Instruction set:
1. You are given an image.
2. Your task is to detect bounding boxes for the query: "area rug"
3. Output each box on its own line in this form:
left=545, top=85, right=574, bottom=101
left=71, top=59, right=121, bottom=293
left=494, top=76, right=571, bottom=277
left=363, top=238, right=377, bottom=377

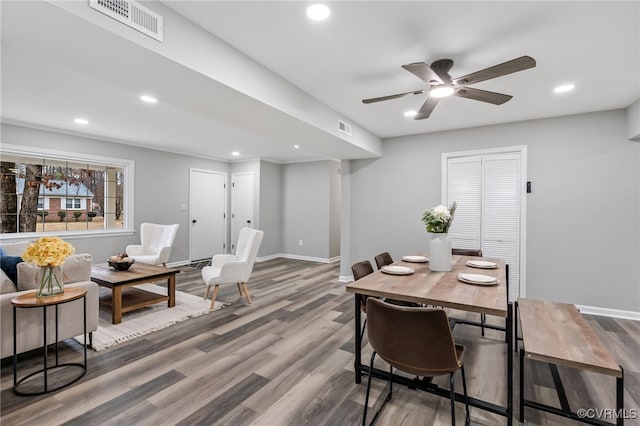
left=75, top=283, right=227, bottom=351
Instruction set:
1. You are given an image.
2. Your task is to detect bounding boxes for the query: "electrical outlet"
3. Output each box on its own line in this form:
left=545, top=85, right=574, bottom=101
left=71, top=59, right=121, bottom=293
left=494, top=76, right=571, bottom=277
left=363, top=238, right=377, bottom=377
left=299, top=239, right=303, bottom=246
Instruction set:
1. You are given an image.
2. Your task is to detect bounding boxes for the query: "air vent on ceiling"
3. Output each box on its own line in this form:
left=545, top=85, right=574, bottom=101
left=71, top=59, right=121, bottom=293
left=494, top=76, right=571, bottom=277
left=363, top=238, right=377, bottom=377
left=89, top=0, right=163, bottom=42
left=338, top=120, right=352, bottom=136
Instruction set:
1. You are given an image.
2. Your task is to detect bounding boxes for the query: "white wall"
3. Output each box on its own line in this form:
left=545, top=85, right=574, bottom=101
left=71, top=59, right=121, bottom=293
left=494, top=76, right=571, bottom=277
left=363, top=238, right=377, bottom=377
left=345, top=110, right=640, bottom=312
left=628, top=100, right=640, bottom=141
left=1, top=123, right=229, bottom=264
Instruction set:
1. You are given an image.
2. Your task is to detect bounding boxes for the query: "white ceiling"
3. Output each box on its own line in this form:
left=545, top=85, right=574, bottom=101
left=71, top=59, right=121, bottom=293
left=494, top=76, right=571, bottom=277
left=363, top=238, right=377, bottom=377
left=2, top=1, right=639, bottom=162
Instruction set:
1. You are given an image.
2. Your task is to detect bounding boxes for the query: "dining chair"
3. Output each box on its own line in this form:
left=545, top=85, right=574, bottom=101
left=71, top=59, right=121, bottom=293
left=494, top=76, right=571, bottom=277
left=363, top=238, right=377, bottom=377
left=374, top=252, right=393, bottom=270
left=452, top=248, right=483, bottom=257
left=201, top=227, right=264, bottom=309
left=452, top=248, right=486, bottom=335
left=362, top=298, right=470, bottom=426
left=352, top=260, right=375, bottom=337
left=125, top=223, right=179, bottom=266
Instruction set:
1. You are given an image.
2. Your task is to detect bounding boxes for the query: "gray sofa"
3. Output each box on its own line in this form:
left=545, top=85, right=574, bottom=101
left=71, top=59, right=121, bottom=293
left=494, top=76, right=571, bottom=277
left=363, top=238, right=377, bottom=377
left=1, top=241, right=99, bottom=358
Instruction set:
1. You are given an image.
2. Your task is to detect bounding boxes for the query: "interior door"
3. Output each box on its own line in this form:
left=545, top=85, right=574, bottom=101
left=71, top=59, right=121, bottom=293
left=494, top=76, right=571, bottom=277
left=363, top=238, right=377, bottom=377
left=190, top=169, right=226, bottom=261
left=231, top=172, right=254, bottom=251
left=444, top=149, right=525, bottom=301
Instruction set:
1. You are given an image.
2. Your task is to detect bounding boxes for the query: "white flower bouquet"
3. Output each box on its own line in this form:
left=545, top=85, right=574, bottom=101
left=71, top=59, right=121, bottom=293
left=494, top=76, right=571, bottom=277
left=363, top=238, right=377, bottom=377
left=421, top=202, right=457, bottom=233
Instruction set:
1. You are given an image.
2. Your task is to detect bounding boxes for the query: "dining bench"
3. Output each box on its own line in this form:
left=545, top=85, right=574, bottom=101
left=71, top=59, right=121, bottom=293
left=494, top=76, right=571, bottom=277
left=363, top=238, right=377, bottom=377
left=516, top=298, right=624, bottom=426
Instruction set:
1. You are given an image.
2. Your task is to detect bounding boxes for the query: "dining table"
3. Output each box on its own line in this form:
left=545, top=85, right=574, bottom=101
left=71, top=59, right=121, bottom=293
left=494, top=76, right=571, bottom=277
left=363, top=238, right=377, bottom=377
left=345, top=254, right=513, bottom=425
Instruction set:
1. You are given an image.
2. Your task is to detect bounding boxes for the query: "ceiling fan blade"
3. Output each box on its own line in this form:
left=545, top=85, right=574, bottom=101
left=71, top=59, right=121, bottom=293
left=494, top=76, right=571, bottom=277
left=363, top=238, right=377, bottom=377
left=414, top=97, right=440, bottom=120
left=430, top=59, right=454, bottom=84
left=454, top=87, right=513, bottom=105
left=401, top=62, right=443, bottom=84
left=453, top=56, right=536, bottom=86
left=362, top=89, right=425, bottom=104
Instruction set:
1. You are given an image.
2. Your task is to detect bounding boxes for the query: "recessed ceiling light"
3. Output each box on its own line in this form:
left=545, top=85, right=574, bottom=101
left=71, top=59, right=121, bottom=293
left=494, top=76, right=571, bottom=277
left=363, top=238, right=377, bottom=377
left=294, top=144, right=300, bottom=149
left=231, top=151, right=240, bottom=156
left=554, top=84, right=575, bottom=93
left=430, top=85, right=455, bottom=98
left=140, top=95, right=158, bottom=103
left=404, top=110, right=417, bottom=118
left=73, top=118, right=89, bottom=125
left=306, top=4, right=330, bottom=21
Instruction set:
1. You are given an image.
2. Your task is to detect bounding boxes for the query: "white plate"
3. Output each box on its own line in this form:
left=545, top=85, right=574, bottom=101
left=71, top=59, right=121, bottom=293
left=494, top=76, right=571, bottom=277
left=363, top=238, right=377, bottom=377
left=458, top=273, right=499, bottom=285
left=466, top=260, right=498, bottom=269
left=402, top=255, right=429, bottom=263
left=381, top=265, right=415, bottom=275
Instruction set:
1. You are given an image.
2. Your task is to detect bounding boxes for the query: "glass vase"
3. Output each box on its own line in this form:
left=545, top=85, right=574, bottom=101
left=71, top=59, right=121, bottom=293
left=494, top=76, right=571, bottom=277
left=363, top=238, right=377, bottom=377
left=429, top=233, right=452, bottom=272
left=36, top=266, right=64, bottom=297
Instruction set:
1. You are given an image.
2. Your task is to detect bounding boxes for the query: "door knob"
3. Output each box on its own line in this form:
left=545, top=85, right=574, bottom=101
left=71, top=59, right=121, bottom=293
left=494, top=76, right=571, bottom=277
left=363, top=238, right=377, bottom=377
left=247, top=220, right=251, bottom=224
left=192, top=219, right=197, bottom=224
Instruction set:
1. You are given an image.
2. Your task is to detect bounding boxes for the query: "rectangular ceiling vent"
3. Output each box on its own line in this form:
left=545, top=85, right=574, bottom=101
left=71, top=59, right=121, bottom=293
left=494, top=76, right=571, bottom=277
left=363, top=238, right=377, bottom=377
left=90, top=0, right=163, bottom=42
left=338, top=120, right=352, bottom=136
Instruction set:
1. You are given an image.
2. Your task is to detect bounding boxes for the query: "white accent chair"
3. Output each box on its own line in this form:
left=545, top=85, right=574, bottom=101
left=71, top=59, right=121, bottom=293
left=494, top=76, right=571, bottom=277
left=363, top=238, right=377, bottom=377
left=201, top=227, right=263, bottom=309
left=126, top=223, right=179, bottom=266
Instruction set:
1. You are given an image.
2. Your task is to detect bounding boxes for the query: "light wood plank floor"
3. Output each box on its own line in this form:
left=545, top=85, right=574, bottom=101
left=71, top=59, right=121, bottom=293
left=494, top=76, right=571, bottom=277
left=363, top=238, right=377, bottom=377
left=1, top=258, right=638, bottom=425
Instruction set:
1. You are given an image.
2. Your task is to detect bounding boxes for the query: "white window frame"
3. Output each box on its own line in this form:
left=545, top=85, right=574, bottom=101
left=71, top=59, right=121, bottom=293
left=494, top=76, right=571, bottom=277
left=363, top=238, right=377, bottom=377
left=64, top=197, right=83, bottom=210
left=0, top=143, right=135, bottom=241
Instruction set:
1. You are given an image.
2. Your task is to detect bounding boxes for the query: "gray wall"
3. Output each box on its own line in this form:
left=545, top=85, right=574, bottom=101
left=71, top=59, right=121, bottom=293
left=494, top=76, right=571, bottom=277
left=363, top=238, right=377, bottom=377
left=345, top=110, right=640, bottom=312
left=2, top=123, right=229, bottom=264
left=329, top=160, right=341, bottom=258
left=259, top=160, right=282, bottom=256
left=282, top=161, right=331, bottom=258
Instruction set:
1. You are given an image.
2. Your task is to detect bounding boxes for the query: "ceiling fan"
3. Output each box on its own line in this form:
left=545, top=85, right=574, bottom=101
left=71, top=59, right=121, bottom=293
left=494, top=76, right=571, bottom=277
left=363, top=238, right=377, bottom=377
left=362, top=56, right=536, bottom=119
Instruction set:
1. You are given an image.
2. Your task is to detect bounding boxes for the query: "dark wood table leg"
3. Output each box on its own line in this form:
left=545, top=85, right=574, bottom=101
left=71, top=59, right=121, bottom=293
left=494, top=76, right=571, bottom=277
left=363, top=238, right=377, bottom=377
left=113, top=286, right=122, bottom=324
left=168, top=274, right=176, bottom=308
left=354, top=293, right=362, bottom=384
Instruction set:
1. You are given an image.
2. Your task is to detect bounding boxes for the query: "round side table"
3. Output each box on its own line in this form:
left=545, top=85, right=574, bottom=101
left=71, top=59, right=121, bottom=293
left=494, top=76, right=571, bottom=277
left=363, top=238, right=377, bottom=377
left=11, top=287, right=88, bottom=396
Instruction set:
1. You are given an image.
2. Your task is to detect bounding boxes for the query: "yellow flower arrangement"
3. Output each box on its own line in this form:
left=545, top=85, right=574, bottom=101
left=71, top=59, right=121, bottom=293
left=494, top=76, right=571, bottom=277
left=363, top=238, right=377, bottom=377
left=22, top=236, right=75, bottom=267
left=22, top=237, right=74, bottom=296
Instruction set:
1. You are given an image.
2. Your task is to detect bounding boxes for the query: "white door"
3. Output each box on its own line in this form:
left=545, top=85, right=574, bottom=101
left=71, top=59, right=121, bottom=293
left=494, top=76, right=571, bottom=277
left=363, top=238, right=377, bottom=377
left=231, top=172, right=254, bottom=252
left=444, top=147, right=526, bottom=301
left=190, top=169, right=226, bottom=261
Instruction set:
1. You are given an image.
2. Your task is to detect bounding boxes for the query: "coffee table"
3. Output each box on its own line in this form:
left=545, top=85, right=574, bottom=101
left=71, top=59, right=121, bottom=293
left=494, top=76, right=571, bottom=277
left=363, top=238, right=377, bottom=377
left=90, top=262, right=179, bottom=324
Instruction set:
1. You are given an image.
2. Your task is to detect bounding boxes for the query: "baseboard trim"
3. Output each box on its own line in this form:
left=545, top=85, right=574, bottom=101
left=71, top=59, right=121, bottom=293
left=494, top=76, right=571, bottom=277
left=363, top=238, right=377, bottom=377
left=256, top=253, right=340, bottom=264
left=576, top=304, right=640, bottom=321
left=339, top=275, right=354, bottom=283
left=167, top=260, right=191, bottom=268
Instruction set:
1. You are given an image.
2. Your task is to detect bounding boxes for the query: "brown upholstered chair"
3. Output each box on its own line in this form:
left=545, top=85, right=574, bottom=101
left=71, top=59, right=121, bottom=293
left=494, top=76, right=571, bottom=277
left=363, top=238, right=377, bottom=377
left=374, top=252, right=393, bottom=270
left=452, top=248, right=486, bottom=335
left=352, top=260, right=375, bottom=337
left=362, top=298, right=470, bottom=426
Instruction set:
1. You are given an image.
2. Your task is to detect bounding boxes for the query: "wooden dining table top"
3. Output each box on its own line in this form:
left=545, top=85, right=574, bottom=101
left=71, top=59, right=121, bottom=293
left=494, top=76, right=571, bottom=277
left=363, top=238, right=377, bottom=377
left=346, top=255, right=508, bottom=317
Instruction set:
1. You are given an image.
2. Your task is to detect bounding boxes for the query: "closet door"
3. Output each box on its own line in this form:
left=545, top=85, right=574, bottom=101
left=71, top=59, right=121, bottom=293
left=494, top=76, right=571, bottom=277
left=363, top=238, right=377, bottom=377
left=446, top=156, right=481, bottom=251
left=444, top=149, right=524, bottom=301
left=481, top=154, right=521, bottom=302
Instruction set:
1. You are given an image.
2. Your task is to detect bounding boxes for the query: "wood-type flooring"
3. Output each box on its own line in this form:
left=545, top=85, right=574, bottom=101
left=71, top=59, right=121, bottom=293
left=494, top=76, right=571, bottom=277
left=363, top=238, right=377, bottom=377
left=1, top=258, right=638, bottom=425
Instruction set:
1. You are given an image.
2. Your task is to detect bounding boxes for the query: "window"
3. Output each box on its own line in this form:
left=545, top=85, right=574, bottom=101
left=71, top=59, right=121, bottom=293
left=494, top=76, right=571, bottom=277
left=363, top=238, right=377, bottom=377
left=0, top=144, right=134, bottom=237
left=65, top=198, right=82, bottom=209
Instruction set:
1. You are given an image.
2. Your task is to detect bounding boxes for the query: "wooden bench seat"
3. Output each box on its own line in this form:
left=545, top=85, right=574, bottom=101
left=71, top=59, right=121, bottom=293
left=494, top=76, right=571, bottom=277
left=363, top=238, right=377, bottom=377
left=517, top=298, right=624, bottom=426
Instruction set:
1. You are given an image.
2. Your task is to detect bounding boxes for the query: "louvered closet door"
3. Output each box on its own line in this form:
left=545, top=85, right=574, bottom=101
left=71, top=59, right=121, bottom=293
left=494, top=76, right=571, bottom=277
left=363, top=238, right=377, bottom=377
left=446, top=157, right=481, bottom=251
left=445, top=151, right=523, bottom=301
left=481, top=154, right=521, bottom=302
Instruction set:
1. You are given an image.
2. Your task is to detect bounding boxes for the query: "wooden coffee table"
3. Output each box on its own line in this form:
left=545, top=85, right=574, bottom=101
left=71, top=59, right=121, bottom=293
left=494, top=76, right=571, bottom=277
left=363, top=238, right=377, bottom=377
left=91, top=262, right=179, bottom=324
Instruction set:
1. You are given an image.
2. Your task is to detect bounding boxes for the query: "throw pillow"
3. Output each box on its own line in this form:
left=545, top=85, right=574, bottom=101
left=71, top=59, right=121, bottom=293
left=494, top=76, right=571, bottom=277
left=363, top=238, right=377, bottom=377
left=16, top=262, right=39, bottom=291
left=17, top=254, right=93, bottom=291
left=1, top=269, right=17, bottom=294
left=0, top=255, right=23, bottom=285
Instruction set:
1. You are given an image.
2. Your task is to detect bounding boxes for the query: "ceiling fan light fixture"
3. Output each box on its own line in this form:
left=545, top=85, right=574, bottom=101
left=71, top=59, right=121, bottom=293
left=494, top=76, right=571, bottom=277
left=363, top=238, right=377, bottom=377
left=306, top=4, right=330, bottom=21
left=430, top=85, right=455, bottom=98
